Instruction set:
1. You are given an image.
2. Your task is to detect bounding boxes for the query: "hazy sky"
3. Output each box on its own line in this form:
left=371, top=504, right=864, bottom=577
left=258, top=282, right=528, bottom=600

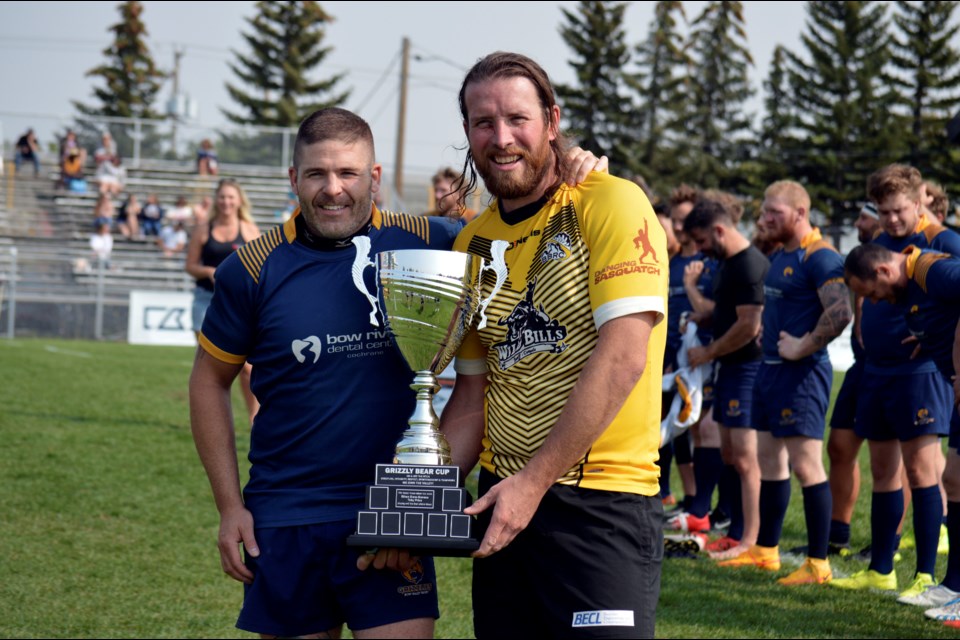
left=0, top=1, right=810, bottom=177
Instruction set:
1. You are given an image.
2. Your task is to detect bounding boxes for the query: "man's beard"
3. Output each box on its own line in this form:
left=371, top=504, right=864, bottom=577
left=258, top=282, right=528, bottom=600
left=474, top=141, right=552, bottom=200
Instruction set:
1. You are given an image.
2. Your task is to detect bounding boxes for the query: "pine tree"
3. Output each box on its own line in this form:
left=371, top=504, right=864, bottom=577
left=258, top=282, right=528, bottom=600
left=555, top=1, right=633, bottom=170
left=890, top=0, right=960, bottom=190
left=683, top=0, right=756, bottom=191
left=751, top=46, right=796, bottom=194
left=785, top=1, right=899, bottom=224
left=223, top=1, right=349, bottom=127
left=624, top=0, right=690, bottom=189
left=73, top=1, right=166, bottom=155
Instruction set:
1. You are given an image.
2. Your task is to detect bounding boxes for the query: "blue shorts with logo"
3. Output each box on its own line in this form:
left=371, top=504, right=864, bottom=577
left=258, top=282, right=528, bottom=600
left=712, top=360, right=760, bottom=428
left=752, top=359, right=832, bottom=439
left=236, top=520, right=439, bottom=637
left=854, top=369, right=952, bottom=442
left=829, top=359, right=864, bottom=431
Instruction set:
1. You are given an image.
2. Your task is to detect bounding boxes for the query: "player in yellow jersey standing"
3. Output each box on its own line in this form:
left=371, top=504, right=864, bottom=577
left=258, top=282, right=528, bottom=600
left=440, top=52, right=667, bottom=639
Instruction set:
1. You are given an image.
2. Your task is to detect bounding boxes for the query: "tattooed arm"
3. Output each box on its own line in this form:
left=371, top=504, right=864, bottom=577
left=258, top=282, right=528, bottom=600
left=777, top=280, right=853, bottom=361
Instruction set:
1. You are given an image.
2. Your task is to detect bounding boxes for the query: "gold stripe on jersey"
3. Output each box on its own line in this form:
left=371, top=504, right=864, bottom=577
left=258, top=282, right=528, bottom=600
left=911, top=249, right=951, bottom=293
left=199, top=332, right=246, bottom=364
left=379, top=210, right=430, bottom=244
left=237, top=226, right=284, bottom=284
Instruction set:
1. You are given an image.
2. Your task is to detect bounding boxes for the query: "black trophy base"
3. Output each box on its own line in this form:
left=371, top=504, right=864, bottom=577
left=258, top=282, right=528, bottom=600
left=347, top=463, right=480, bottom=557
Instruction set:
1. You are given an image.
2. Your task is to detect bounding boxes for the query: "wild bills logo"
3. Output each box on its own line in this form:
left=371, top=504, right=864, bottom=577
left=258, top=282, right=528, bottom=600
left=493, top=278, right=568, bottom=370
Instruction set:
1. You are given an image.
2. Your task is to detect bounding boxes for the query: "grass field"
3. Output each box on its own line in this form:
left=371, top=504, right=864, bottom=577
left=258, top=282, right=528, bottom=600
left=0, top=338, right=956, bottom=638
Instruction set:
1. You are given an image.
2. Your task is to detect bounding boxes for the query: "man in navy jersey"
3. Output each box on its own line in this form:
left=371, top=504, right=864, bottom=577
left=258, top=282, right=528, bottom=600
left=844, top=243, right=960, bottom=620
left=832, top=165, right=960, bottom=603
left=747, top=180, right=852, bottom=586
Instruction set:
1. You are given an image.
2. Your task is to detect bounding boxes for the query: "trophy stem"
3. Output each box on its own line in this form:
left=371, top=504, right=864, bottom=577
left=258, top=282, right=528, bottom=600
left=394, top=371, right=452, bottom=465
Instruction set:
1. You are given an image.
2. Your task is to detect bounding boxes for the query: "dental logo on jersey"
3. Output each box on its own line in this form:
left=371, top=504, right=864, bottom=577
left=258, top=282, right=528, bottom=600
left=779, top=408, right=798, bottom=426
left=291, top=336, right=322, bottom=363
left=915, top=407, right=935, bottom=426
left=571, top=610, right=635, bottom=628
left=783, top=266, right=794, bottom=277
left=396, top=560, right=434, bottom=597
left=493, top=279, right=568, bottom=370
left=304, top=328, right=395, bottom=360
left=594, top=219, right=662, bottom=284
left=726, top=399, right=742, bottom=417
left=541, top=232, right=573, bottom=263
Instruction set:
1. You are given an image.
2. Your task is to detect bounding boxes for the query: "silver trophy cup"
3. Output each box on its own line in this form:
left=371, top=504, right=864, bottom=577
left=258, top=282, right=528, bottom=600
left=352, top=241, right=507, bottom=463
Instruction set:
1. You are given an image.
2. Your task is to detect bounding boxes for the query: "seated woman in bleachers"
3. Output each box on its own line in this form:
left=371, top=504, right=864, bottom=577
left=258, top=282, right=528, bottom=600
left=116, top=193, right=141, bottom=240
left=139, top=193, right=165, bottom=237
left=95, top=155, right=126, bottom=197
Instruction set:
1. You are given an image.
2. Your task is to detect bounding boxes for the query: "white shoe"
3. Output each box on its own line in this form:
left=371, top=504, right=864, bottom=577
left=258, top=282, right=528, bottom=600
left=925, top=598, right=960, bottom=620
left=898, top=583, right=960, bottom=607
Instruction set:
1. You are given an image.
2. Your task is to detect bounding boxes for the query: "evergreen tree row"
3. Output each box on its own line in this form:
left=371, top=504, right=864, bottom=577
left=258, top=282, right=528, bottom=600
left=558, top=0, right=960, bottom=226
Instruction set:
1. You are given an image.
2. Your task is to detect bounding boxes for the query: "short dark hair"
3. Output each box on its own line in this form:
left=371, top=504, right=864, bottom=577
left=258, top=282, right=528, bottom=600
left=843, top=243, right=895, bottom=282
left=683, top=198, right=734, bottom=235
left=294, top=108, right=374, bottom=168
left=432, top=167, right=461, bottom=186
left=458, top=51, right=569, bottom=198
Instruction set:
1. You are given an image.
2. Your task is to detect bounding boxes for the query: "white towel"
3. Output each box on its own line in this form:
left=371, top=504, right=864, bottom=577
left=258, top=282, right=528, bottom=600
left=660, top=320, right=711, bottom=446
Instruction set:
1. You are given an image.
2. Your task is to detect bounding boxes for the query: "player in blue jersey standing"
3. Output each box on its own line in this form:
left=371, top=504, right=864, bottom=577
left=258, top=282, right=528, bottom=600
left=746, top=180, right=852, bottom=585
left=844, top=243, right=960, bottom=622
left=831, top=165, right=960, bottom=600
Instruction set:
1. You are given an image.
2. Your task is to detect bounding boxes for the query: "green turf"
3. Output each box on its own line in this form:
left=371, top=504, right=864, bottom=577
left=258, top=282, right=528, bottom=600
left=0, top=339, right=954, bottom=638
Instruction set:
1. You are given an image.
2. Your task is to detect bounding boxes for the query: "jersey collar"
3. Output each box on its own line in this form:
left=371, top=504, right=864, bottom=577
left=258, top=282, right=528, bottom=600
left=799, top=227, right=822, bottom=249
left=903, top=244, right=922, bottom=279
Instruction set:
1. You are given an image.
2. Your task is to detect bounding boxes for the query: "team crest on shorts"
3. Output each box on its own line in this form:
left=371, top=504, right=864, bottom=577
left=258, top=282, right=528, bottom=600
left=726, top=399, right=742, bottom=418
left=397, top=560, right=434, bottom=597
left=915, top=407, right=935, bottom=426
left=779, top=408, right=798, bottom=426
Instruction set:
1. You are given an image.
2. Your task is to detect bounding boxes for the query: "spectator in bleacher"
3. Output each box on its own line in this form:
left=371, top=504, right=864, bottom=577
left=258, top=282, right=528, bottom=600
left=424, top=166, right=478, bottom=222
left=140, top=193, right=165, bottom=237
left=166, top=195, right=195, bottom=226
left=89, top=221, right=113, bottom=268
left=116, top=193, right=141, bottom=240
left=186, top=178, right=260, bottom=422
left=193, top=195, right=212, bottom=225
left=61, top=147, right=87, bottom=192
left=94, top=131, right=117, bottom=168
left=196, top=138, right=219, bottom=176
left=14, top=128, right=40, bottom=176
left=95, top=155, right=126, bottom=197
left=93, top=193, right=115, bottom=230
left=157, top=220, right=188, bottom=257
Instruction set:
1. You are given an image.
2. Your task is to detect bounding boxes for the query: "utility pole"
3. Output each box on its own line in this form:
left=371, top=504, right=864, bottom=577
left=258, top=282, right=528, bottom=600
left=394, top=37, right=410, bottom=202
left=170, top=46, right=184, bottom=158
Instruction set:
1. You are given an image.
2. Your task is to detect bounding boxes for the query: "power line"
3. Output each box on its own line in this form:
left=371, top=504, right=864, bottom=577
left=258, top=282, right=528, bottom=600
left=352, top=45, right=402, bottom=114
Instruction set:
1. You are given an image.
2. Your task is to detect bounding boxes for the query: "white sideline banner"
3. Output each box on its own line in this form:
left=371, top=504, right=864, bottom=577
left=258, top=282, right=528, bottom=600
left=128, top=290, right=196, bottom=346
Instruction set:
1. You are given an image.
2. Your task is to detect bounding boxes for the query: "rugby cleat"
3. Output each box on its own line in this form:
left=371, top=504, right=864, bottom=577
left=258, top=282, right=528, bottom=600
left=705, top=535, right=740, bottom=553
left=898, top=573, right=936, bottom=601
left=897, top=583, right=960, bottom=607
left=665, top=511, right=710, bottom=533
left=925, top=599, right=960, bottom=621
left=829, top=569, right=897, bottom=591
left=716, top=544, right=780, bottom=571
left=777, top=557, right=832, bottom=586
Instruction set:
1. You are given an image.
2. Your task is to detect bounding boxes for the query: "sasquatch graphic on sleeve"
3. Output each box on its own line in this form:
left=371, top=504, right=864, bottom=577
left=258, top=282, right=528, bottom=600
left=493, top=278, right=568, bottom=370
left=633, top=218, right=658, bottom=265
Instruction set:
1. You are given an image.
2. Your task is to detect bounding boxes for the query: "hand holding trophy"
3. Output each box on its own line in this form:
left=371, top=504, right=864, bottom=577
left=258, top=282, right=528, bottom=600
left=347, top=239, right=507, bottom=555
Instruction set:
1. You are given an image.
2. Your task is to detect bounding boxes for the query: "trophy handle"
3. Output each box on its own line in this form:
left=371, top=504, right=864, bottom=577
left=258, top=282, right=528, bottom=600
left=476, top=239, right=509, bottom=330
left=351, top=236, right=380, bottom=327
